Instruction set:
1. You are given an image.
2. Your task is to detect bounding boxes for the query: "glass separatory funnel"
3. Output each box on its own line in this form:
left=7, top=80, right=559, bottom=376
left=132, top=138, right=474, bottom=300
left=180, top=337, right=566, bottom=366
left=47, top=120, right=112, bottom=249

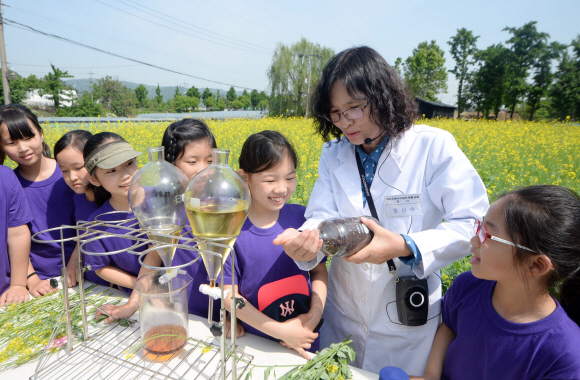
left=184, top=149, right=250, bottom=320
left=136, top=270, right=192, bottom=355
left=129, top=146, right=189, bottom=267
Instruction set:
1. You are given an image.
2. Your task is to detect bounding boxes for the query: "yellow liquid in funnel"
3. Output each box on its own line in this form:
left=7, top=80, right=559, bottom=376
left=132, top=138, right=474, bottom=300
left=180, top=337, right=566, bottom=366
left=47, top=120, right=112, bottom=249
left=185, top=198, right=248, bottom=284
left=147, top=224, right=183, bottom=267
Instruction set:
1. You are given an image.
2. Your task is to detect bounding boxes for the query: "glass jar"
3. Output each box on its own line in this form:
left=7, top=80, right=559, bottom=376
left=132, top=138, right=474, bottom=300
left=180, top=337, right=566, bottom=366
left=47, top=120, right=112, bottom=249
left=318, top=216, right=380, bottom=258
left=136, top=270, right=192, bottom=355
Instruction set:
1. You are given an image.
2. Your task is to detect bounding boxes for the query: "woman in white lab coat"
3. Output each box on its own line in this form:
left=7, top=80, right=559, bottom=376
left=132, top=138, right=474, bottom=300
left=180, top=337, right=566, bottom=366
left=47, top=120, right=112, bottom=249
left=274, top=47, right=489, bottom=375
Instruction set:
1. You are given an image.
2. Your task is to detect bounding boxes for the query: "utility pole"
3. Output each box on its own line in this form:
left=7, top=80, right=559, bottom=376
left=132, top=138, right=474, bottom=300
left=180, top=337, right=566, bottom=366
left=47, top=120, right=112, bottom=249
left=0, top=2, right=11, bottom=104
left=298, top=46, right=321, bottom=118
left=89, top=71, right=94, bottom=102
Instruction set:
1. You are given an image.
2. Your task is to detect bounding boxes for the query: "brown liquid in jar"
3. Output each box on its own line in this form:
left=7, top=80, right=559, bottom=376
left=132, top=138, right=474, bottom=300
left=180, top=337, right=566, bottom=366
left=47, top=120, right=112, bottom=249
left=144, top=324, right=187, bottom=355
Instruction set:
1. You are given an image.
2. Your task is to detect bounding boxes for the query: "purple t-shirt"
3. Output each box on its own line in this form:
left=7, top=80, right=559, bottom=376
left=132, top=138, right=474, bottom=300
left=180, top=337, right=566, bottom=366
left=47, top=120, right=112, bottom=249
left=71, top=193, right=110, bottom=287
left=82, top=200, right=144, bottom=294
left=172, top=225, right=219, bottom=321
left=0, top=166, right=33, bottom=296
left=222, top=204, right=321, bottom=350
left=442, top=271, right=580, bottom=380
left=73, top=193, right=98, bottom=223
left=14, top=165, right=76, bottom=279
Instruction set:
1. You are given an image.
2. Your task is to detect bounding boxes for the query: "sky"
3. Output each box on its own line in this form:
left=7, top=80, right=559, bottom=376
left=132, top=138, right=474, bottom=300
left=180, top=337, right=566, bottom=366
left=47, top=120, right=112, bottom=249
left=4, top=0, right=580, bottom=105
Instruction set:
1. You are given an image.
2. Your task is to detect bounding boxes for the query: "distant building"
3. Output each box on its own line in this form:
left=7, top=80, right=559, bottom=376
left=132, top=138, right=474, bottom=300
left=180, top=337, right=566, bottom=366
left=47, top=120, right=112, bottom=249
left=416, top=98, right=456, bottom=119
left=23, top=89, right=77, bottom=108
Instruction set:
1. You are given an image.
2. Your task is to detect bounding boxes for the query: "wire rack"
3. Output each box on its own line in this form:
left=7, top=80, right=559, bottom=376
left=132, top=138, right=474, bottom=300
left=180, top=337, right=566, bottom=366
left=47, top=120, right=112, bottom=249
left=29, top=321, right=253, bottom=380
left=30, top=211, right=252, bottom=380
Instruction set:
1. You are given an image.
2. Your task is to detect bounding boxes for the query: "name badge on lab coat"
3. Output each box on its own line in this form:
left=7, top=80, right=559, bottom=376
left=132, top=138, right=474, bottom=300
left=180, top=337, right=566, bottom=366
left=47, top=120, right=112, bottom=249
left=384, top=194, right=423, bottom=217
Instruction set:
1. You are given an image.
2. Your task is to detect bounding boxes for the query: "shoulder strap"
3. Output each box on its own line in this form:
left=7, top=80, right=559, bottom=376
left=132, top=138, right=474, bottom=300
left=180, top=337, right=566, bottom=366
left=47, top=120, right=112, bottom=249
left=355, top=148, right=397, bottom=273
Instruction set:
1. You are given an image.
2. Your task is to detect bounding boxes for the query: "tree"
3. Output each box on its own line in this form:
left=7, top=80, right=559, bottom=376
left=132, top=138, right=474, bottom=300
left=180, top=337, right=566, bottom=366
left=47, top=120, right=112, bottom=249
left=472, top=44, right=511, bottom=118
left=267, top=38, right=335, bottom=116
left=202, top=88, right=212, bottom=103
left=230, top=99, right=243, bottom=109
left=503, top=21, right=550, bottom=118
left=239, top=90, right=251, bottom=109
left=174, top=86, right=181, bottom=98
left=186, top=86, right=200, bottom=99
left=204, top=95, right=216, bottom=109
left=173, top=94, right=199, bottom=112
left=399, top=40, right=448, bottom=101
left=448, top=29, right=479, bottom=115
left=216, top=97, right=226, bottom=111
left=92, top=76, right=135, bottom=117
left=250, top=90, right=260, bottom=108
left=0, top=73, right=28, bottom=105
left=155, top=84, right=163, bottom=107
left=56, top=91, right=104, bottom=117
left=227, top=86, right=237, bottom=102
left=527, top=42, right=563, bottom=120
left=134, top=84, right=148, bottom=108
left=549, top=37, right=580, bottom=121
left=43, top=64, right=73, bottom=109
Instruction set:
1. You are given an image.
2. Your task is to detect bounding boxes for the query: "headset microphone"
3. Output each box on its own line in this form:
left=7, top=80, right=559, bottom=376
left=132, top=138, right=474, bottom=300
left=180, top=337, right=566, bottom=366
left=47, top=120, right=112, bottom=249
left=364, top=129, right=386, bottom=145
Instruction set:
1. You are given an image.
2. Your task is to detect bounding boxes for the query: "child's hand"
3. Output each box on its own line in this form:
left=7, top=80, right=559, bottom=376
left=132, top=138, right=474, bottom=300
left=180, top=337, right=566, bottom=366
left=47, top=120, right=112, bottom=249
left=95, top=301, right=138, bottom=324
left=0, top=285, right=29, bottom=306
left=225, top=315, right=245, bottom=339
left=273, top=228, right=323, bottom=263
left=66, top=260, right=79, bottom=288
left=277, top=313, right=318, bottom=360
left=27, top=276, right=57, bottom=297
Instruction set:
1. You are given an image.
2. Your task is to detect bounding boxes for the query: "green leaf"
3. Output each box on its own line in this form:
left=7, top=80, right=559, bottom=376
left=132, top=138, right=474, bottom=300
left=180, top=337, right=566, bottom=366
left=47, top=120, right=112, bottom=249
left=320, top=372, right=331, bottom=380
left=244, top=369, right=253, bottom=380
left=336, top=351, right=346, bottom=359
left=264, top=367, right=272, bottom=380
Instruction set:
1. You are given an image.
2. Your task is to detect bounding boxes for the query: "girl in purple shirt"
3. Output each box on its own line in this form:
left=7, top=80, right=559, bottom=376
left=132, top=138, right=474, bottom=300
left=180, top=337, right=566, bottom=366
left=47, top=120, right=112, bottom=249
left=0, top=104, right=75, bottom=298
left=81, top=132, right=143, bottom=295
left=54, top=130, right=110, bottom=288
left=95, top=119, right=220, bottom=323
left=412, top=186, right=580, bottom=380
left=222, top=131, right=328, bottom=360
left=0, top=160, right=33, bottom=306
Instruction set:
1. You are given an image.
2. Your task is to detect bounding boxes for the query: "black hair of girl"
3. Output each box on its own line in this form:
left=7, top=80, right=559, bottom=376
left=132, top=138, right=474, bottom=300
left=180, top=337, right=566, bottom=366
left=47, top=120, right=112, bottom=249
left=83, top=132, right=126, bottom=207
left=238, top=130, right=298, bottom=173
left=55, top=130, right=94, bottom=193
left=310, top=46, right=418, bottom=143
left=0, top=104, right=52, bottom=158
left=161, top=118, right=217, bottom=165
left=497, top=185, right=580, bottom=326
left=0, top=150, right=5, bottom=165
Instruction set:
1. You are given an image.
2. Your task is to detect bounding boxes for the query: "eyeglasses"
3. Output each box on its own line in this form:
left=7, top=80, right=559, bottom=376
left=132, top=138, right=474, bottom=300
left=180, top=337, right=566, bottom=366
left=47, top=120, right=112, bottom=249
left=324, top=101, right=369, bottom=123
left=473, top=220, right=537, bottom=253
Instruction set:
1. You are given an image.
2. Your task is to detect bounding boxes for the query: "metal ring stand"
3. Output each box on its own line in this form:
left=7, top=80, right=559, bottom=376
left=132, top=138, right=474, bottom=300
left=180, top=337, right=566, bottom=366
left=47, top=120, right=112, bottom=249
left=29, top=211, right=253, bottom=380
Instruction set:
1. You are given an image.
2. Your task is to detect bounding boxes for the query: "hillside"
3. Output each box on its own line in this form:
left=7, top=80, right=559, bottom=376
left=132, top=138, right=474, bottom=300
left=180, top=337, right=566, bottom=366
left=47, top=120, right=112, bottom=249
left=64, top=79, right=243, bottom=100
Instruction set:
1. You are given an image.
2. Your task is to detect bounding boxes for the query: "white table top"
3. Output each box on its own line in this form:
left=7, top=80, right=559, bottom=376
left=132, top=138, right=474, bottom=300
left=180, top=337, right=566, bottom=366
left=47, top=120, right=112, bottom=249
left=2, top=282, right=377, bottom=380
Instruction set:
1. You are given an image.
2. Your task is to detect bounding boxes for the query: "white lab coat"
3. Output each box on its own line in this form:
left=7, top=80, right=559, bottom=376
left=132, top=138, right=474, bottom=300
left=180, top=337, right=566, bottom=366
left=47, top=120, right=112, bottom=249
left=298, top=124, right=489, bottom=375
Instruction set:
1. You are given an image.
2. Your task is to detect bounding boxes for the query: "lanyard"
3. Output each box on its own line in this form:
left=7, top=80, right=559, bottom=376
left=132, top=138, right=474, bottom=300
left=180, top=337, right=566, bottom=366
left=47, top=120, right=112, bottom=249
left=355, top=147, right=397, bottom=273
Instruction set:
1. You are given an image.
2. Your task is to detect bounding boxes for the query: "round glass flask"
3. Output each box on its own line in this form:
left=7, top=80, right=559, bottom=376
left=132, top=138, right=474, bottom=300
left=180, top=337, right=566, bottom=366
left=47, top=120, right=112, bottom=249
left=184, top=149, right=250, bottom=322
left=129, top=146, right=189, bottom=267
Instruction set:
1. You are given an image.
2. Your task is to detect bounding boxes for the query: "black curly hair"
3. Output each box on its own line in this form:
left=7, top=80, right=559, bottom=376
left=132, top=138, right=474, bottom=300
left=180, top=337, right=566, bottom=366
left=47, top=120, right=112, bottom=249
left=310, top=46, right=417, bottom=143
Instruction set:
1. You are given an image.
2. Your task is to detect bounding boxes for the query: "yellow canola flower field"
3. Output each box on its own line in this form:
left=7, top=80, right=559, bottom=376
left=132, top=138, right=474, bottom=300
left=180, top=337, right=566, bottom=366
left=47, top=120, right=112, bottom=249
left=22, top=116, right=580, bottom=204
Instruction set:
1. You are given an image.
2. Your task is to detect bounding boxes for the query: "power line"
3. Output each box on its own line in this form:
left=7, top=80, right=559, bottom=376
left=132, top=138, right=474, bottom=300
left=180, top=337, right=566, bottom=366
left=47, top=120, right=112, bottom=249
left=92, top=0, right=270, bottom=55
left=10, top=62, right=141, bottom=69
left=4, top=19, right=261, bottom=91
left=116, top=0, right=272, bottom=53
left=4, top=4, right=264, bottom=79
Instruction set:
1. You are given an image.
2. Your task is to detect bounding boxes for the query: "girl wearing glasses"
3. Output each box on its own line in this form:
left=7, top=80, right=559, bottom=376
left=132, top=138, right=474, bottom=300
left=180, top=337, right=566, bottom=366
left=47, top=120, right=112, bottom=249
left=410, top=185, right=580, bottom=380
left=274, top=46, right=489, bottom=375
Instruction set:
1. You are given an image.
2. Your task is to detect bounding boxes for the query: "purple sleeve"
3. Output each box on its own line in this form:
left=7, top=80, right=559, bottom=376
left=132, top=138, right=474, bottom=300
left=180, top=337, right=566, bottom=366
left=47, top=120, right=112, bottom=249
left=7, top=170, right=33, bottom=228
left=82, top=238, right=112, bottom=271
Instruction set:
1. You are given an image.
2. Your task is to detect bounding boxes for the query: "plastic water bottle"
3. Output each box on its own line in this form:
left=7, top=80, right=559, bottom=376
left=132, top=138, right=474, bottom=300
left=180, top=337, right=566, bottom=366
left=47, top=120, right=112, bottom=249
left=318, top=216, right=379, bottom=258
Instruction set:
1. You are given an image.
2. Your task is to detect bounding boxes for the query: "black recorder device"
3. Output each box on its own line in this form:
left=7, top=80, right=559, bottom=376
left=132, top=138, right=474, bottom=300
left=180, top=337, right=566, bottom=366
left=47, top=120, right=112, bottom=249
left=395, top=275, right=429, bottom=326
